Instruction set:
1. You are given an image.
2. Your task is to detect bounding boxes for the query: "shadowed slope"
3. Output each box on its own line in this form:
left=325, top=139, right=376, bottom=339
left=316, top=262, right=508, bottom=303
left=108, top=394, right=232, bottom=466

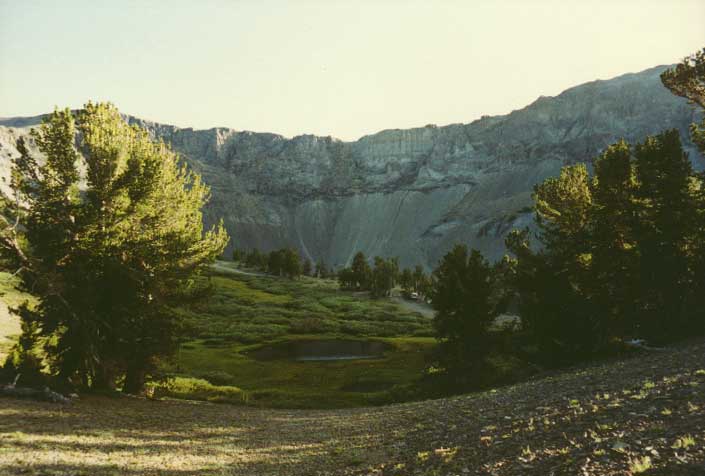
left=2, top=338, right=704, bottom=475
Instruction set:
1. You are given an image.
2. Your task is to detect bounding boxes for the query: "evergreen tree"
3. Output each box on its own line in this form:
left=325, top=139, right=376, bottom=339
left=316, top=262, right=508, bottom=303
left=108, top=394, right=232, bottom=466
left=351, top=251, right=371, bottom=290
left=267, top=249, right=284, bottom=275
left=633, top=130, right=696, bottom=340
left=413, top=265, right=426, bottom=293
left=661, top=48, right=705, bottom=154
left=302, top=258, right=312, bottom=276
left=430, top=245, right=496, bottom=380
left=590, top=141, right=639, bottom=335
left=6, top=103, right=228, bottom=393
left=509, top=165, right=602, bottom=360
left=661, top=48, right=705, bottom=335
left=282, top=248, right=302, bottom=279
left=399, top=268, right=414, bottom=295
left=370, top=256, right=399, bottom=297
left=337, top=267, right=356, bottom=290
left=315, top=259, right=328, bottom=278
left=245, top=248, right=264, bottom=269
left=232, top=248, right=245, bottom=263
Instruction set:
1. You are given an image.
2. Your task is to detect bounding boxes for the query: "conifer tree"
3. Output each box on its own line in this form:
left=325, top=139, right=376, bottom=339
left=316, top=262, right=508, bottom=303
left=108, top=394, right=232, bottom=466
left=351, top=251, right=371, bottom=290
left=431, top=245, right=495, bottom=380
left=302, top=258, right=312, bottom=276
left=633, top=130, right=696, bottom=340
left=5, top=103, right=228, bottom=393
left=590, top=141, right=638, bottom=335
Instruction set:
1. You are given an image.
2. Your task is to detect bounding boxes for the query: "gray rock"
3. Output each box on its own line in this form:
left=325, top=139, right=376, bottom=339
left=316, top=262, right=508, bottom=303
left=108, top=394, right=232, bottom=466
left=0, top=65, right=701, bottom=269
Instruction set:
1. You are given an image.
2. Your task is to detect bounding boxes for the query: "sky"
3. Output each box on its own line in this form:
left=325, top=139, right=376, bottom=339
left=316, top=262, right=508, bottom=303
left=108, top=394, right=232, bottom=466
left=0, top=1, right=703, bottom=141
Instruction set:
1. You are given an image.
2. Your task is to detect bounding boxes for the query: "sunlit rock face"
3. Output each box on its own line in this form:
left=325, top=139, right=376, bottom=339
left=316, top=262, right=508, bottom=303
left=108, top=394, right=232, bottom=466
left=0, top=65, right=701, bottom=269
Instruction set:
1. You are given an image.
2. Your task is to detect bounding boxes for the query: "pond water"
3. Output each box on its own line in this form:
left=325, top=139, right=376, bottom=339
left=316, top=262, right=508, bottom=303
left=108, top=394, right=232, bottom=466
left=249, top=339, right=390, bottom=362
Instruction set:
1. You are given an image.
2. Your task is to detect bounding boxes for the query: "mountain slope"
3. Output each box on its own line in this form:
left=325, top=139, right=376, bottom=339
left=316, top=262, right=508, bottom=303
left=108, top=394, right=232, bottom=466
left=0, top=65, right=700, bottom=268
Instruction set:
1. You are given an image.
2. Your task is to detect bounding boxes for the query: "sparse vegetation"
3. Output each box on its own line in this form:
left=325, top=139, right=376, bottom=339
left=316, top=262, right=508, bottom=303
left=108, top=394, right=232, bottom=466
left=1, top=335, right=704, bottom=475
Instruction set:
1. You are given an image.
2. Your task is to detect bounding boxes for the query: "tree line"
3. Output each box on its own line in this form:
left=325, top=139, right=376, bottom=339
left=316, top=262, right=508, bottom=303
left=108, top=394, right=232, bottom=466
left=337, top=251, right=431, bottom=299
left=429, top=49, right=705, bottom=381
left=232, top=247, right=332, bottom=279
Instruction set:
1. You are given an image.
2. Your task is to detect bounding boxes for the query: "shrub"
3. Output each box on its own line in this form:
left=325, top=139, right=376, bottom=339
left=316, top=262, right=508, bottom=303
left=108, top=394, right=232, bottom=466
left=198, top=370, right=237, bottom=386
left=151, top=377, right=247, bottom=404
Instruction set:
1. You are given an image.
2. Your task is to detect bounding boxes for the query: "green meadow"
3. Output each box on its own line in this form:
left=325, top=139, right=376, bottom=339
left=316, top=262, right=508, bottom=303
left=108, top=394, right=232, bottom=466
left=155, top=262, right=436, bottom=408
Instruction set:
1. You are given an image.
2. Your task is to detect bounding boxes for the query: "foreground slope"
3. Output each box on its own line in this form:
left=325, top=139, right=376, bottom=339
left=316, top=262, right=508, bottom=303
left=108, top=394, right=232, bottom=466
left=2, top=340, right=704, bottom=475
left=1, top=65, right=700, bottom=268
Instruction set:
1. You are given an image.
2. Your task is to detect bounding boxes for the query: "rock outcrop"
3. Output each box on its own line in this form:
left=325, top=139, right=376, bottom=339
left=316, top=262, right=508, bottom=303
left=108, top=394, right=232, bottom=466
left=0, top=65, right=701, bottom=269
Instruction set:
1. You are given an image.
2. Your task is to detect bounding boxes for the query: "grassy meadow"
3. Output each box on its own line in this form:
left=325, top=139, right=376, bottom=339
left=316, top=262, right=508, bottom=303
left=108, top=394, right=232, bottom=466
left=153, top=261, right=437, bottom=408
left=0, top=271, right=36, bottom=361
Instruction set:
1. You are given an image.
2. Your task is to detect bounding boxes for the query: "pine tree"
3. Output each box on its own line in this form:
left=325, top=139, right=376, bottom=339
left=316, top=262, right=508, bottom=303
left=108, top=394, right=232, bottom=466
left=661, top=48, right=705, bottom=335
left=510, top=165, right=602, bottom=360
left=633, top=130, right=696, bottom=340
left=431, top=245, right=495, bottom=381
left=399, top=268, right=414, bottom=295
left=661, top=48, right=705, bottom=154
left=351, top=251, right=371, bottom=290
left=590, top=141, right=638, bottom=335
left=370, top=256, right=398, bottom=297
left=314, top=259, right=328, bottom=278
left=413, top=265, right=425, bottom=293
left=7, top=103, right=228, bottom=393
left=302, top=258, right=312, bottom=276
left=282, top=248, right=302, bottom=279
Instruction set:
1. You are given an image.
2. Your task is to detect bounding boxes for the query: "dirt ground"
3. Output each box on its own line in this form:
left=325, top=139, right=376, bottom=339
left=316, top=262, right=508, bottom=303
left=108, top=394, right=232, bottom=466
left=1, top=340, right=704, bottom=475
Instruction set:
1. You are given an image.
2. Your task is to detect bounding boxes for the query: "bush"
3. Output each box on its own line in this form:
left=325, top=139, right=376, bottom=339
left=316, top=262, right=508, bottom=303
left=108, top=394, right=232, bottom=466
left=151, top=377, right=247, bottom=404
left=288, top=317, right=330, bottom=334
left=198, top=370, right=237, bottom=386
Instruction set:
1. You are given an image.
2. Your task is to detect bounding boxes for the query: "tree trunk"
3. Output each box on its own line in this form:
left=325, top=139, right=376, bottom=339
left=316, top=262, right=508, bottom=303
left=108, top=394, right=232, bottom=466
left=123, top=363, right=146, bottom=395
left=92, top=365, right=116, bottom=392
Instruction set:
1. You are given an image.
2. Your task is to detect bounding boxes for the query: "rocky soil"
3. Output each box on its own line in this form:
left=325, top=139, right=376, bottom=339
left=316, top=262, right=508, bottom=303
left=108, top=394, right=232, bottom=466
left=1, top=339, right=704, bottom=475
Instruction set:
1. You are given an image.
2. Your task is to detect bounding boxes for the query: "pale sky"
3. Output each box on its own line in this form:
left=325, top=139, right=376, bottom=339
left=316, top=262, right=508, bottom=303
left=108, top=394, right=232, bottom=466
left=1, top=1, right=703, bottom=141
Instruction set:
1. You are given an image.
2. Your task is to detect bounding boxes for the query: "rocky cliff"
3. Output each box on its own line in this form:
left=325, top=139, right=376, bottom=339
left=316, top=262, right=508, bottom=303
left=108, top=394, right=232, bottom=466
left=0, top=65, right=701, bottom=269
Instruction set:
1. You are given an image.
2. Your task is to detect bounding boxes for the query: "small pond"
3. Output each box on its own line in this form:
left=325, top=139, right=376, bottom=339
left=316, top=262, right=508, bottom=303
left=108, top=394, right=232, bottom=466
left=249, top=339, right=390, bottom=362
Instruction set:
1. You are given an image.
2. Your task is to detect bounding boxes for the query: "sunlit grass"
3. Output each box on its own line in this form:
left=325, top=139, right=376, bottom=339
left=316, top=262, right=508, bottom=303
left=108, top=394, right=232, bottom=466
left=0, top=271, right=36, bottom=361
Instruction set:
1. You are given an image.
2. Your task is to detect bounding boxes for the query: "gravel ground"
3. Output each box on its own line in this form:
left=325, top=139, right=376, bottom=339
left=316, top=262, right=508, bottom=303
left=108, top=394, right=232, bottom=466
left=1, top=339, right=704, bottom=475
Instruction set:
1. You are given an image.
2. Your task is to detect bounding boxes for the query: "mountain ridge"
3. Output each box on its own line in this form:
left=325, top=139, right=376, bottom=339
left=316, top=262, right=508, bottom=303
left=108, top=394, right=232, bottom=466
left=0, top=64, right=674, bottom=143
left=0, top=64, right=700, bottom=269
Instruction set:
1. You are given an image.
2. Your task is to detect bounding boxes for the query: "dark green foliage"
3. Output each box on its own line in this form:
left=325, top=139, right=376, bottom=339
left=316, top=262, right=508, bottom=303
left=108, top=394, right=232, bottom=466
left=232, top=248, right=246, bottom=263
left=351, top=251, right=371, bottom=290
left=337, top=267, right=356, bottom=290
left=661, top=48, right=705, bottom=154
left=244, top=248, right=267, bottom=269
left=370, top=256, right=399, bottom=298
left=399, top=268, right=414, bottom=295
left=302, top=258, right=312, bottom=276
left=399, top=265, right=430, bottom=299
left=338, top=252, right=403, bottom=297
left=508, top=128, right=704, bottom=359
left=430, top=245, right=496, bottom=380
left=267, top=249, right=285, bottom=276
left=314, top=259, right=329, bottom=278
left=590, top=141, right=639, bottom=336
left=633, top=130, right=697, bottom=340
left=3, top=103, right=228, bottom=393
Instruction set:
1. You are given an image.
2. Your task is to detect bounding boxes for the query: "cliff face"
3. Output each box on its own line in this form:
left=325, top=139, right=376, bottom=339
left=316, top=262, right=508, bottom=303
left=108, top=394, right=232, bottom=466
left=0, top=65, right=700, bottom=269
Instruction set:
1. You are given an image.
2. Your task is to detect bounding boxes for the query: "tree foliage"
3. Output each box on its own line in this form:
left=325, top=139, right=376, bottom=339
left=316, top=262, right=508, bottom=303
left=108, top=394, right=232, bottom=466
left=351, top=251, right=371, bottom=290
left=370, top=256, right=399, bottom=298
left=3, top=103, right=228, bottom=393
left=430, top=245, right=497, bottom=379
left=508, top=129, right=703, bottom=360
